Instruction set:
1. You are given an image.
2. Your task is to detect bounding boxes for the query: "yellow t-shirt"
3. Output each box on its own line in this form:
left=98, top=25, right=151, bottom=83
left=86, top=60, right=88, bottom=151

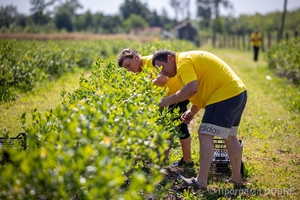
left=251, top=32, right=262, bottom=47
left=142, top=56, right=181, bottom=96
left=176, top=51, right=247, bottom=109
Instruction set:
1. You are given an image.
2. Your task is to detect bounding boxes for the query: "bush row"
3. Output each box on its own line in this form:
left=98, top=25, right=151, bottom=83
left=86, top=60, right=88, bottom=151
left=0, top=60, right=177, bottom=199
left=0, top=39, right=196, bottom=102
left=0, top=39, right=197, bottom=199
left=0, top=39, right=125, bottom=102
left=267, top=38, right=300, bottom=85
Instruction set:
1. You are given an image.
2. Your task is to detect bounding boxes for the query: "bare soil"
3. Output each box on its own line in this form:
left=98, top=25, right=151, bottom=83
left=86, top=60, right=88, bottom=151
left=144, top=165, right=200, bottom=200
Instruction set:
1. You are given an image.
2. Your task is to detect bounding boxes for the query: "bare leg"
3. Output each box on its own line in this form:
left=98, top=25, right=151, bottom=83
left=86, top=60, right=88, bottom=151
left=180, top=136, right=192, bottom=162
left=224, top=136, right=243, bottom=185
left=195, top=134, right=214, bottom=189
left=164, top=136, right=192, bottom=162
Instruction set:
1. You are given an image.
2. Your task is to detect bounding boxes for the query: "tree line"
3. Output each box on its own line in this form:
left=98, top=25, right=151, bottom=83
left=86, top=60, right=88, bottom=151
left=1, top=0, right=299, bottom=40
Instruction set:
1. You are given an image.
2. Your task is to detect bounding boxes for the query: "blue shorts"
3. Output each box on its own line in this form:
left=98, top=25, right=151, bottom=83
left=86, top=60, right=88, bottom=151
left=198, top=91, right=247, bottom=139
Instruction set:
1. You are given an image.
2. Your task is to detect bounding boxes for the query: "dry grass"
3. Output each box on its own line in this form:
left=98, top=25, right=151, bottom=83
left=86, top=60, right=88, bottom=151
left=0, top=31, right=163, bottom=43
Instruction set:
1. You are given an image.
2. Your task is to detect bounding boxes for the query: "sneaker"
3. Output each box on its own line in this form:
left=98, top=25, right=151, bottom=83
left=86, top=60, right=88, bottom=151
left=177, top=175, right=207, bottom=191
left=172, top=157, right=194, bottom=167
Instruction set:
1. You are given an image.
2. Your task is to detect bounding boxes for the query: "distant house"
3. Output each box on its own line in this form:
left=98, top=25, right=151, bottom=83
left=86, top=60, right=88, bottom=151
left=174, top=21, right=197, bottom=43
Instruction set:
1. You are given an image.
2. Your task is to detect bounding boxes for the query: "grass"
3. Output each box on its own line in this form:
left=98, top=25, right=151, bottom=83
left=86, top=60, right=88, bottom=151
left=0, top=68, right=84, bottom=136
left=1, top=45, right=299, bottom=199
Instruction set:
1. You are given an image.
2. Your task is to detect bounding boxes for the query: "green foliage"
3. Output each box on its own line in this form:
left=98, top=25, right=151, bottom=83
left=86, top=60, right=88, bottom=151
left=267, top=38, right=300, bottom=85
left=0, top=59, right=179, bottom=199
left=135, top=39, right=197, bottom=55
left=266, top=38, right=300, bottom=115
left=119, top=0, right=152, bottom=22
left=0, top=40, right=36, bottom=101
left=1, top=0, right=300, bottom=37
left=1, top=40, right=300, bottom=199
left=54, top=9, right=73, bottom=32
left=123, top=14, right=149, bottom=33
left=0, top=39, right=137, bottom=102
left=218, top=9, right=300, bottom=36
left=0, top=39, right=196, bottom=198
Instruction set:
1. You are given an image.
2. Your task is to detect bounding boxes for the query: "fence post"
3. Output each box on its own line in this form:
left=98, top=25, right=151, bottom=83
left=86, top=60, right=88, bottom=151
left=237, top=35, right=240, bottom=50
left=232, top=35, right=235, bottom=49
left=247, top=34, right=251, bottom=51
left=261, top=32, right=265, bottom=52
left=267, top=32, right=271, bottom=49
left=219, top=34, right=222, bottom=48
left=242, top=34, right=246, bottom=50
left=277, top=32, right=280, bottom=42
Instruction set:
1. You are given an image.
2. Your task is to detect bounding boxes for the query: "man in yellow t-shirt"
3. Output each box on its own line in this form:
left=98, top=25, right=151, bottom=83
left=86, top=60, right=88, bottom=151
left=251, top=29, right=262, bottom=61
left=117, top=48, right=194, bottom=168
left=152, top=50, right=247, bottom=190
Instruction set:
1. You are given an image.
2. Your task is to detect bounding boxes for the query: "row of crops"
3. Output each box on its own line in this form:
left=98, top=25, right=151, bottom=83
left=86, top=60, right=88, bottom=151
left=1, top=37, right=297, bottom=102
left=266, top=37, right=300, bottom=85
left=0, top=39, right=126, bottom=102
left=0, top=37, right=298, bottom=199
left=0, top=39, right=197, bottom=199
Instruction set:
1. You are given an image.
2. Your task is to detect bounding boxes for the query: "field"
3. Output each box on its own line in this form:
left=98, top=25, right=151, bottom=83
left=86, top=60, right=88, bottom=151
left=0, top=32, right=162, bottom=42
left=0, top=36, right=299, bottom=199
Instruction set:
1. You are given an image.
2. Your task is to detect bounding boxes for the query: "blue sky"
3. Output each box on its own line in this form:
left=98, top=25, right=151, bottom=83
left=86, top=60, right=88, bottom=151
left=1, top=0, right=300, bottom=19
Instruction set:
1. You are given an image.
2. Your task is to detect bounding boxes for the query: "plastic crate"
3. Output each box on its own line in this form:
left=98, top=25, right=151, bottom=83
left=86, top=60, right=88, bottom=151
left=209, top=137, right=244, bottom=180
left=0, top=133, right=27, bottom=165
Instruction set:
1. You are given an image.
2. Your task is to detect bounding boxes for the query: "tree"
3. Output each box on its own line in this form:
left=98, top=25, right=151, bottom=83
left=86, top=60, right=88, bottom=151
left=29, top=0, right=56, bottom=25
left=196, top=0, right=233, bottom=47
left=123, top=14, right=149, bottom=33
left=231, top=15, right=250, bottom=35
left=119, top=0, right=152, bottom=23
left=55, top=0, right=82, bottom=14
left=98, top=15, right=123, bottom=34
left=54, top=7, right=73, bottom=31
left=169, top=0, right=191, bottom=21
left=0, top=5, right=19, bottom=28
left=53, top=0, right=83, bottom=32
left=278, top=0, right=288, bottom=41
left=169, top=0, right=180, bottom=21
left=75, top=10, right=93, bottom=31
left=196, top=2, right=212, bottom=29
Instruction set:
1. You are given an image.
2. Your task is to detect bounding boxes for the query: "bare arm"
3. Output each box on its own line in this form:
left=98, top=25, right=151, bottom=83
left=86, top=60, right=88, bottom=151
left=159, top=80, right=198, bottom=107
left=181, top=104, right=200, bottom=124
left=190, top=104, right=200, bottom=115
left=152, top=74, right=168, bottom=86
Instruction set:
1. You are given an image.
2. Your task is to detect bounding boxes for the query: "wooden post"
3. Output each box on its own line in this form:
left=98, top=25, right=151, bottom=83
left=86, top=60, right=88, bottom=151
left=278, top=0, right=287, bottom=41
left=237, top=35, right=240, bottom=50
left=248, top=34, right=251, bottom=51
left=261, top=32, right=265, bottom=52
left=219, top=34, right=222, bottom=48
left=232, top=35, right=235, bottom=49
left=242, top=34, right=246, bottom=50
left=268, top=32, right=272, bottom=49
